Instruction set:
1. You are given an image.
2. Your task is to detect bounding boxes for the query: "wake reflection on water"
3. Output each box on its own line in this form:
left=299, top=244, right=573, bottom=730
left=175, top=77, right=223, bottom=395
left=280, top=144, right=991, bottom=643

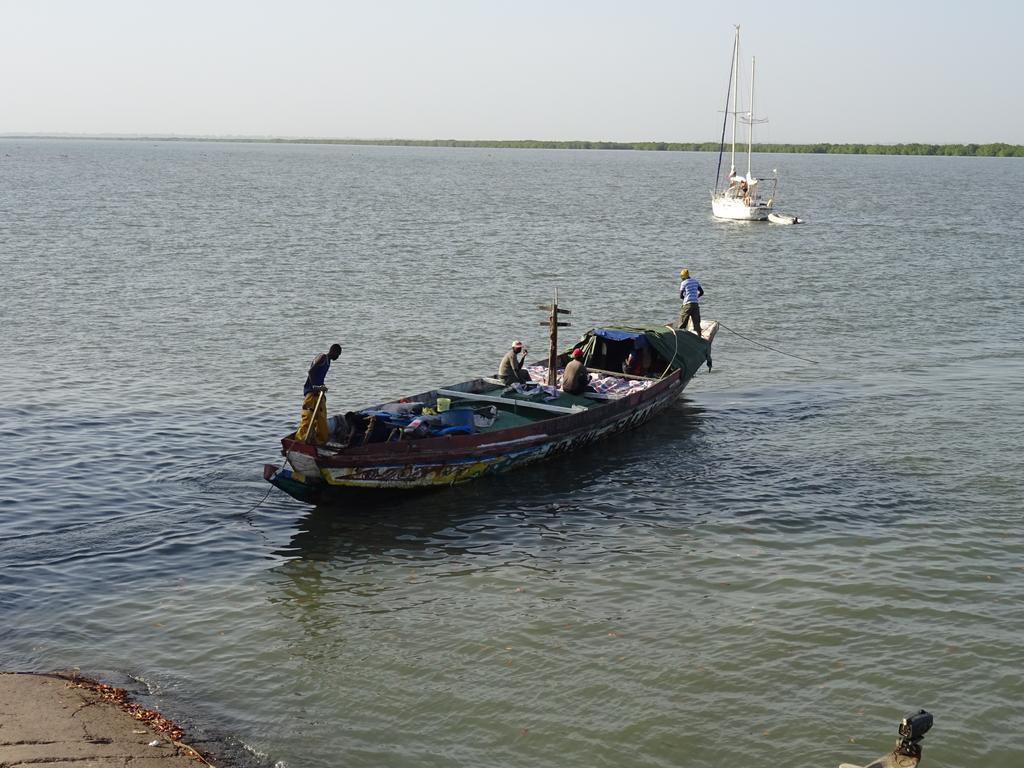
left=273, top=400, right=709, bottom=567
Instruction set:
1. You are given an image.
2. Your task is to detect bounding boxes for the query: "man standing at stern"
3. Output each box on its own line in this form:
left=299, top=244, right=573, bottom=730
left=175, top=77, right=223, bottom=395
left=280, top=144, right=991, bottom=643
left=297, top=343, right=342, bottom=444
left=678, top=269, right=705, bottom=337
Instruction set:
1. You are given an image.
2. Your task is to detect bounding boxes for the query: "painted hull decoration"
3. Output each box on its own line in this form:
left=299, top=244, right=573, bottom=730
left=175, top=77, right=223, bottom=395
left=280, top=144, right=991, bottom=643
left=265, top=321, right=718, bottom=504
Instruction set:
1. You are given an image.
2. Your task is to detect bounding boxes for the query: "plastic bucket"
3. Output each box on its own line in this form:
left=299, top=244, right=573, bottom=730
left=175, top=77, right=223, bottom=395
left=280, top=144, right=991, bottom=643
left=436, top=397, right=451, bottom=412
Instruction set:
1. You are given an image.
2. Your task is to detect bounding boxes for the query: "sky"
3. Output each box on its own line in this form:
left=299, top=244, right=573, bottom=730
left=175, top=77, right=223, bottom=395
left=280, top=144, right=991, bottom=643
left=2, top=0, right=1021, bottom=144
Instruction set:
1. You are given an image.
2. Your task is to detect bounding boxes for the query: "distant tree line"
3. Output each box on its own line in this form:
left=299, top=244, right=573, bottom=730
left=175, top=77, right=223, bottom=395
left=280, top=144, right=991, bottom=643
left=272, top=137, right=1024, bottom=157
left=753, top=142, right=1024, bottom=157
left=8, top=134, right=1022, bottom=157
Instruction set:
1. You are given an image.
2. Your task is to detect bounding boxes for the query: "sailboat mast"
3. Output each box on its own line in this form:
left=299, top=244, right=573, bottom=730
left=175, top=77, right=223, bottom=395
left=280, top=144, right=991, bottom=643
left=713, top=27, right=739, bottom=191
left=747, top=56, right=755, bottom=179
left=730, top=27, right=740, bottom=175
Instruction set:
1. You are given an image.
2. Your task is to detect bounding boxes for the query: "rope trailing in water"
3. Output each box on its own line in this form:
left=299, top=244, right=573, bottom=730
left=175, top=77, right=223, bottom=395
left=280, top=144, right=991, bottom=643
left=242, top=389, right=325, bottom=516
left=241, top=442, right=293, bottom=516
left=240, top=477, right=277, bottom=516
left=716, top=321, right=821, bottom=365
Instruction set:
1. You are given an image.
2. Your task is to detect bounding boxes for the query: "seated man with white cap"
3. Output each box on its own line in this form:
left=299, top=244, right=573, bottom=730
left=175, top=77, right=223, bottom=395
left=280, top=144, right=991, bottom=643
left=497, top=340, right=531, bottom=385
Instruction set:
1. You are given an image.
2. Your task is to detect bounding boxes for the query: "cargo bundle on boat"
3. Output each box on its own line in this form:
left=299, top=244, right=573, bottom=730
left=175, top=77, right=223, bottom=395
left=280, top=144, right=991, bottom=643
left=265, top=303, right=718, bottom=504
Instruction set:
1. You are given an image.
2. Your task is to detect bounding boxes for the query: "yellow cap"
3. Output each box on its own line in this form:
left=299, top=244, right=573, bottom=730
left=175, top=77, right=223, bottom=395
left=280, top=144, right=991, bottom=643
left=679, top=269, right=689, bottom=278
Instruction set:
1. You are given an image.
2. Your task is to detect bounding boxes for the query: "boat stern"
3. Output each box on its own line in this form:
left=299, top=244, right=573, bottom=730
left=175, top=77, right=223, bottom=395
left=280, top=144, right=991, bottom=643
left=263, top=463, right=323, bottom=504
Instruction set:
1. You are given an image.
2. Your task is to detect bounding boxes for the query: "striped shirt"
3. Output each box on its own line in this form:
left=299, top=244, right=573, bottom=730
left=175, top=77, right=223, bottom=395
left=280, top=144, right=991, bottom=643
left=680, top=277, right=702, bottom=304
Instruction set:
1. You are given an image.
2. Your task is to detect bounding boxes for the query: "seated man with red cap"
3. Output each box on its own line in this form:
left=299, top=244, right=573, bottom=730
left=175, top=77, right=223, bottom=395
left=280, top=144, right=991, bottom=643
left=561, top=347, right=590, bottom=395
left=498, top=340, right=531, bottom=385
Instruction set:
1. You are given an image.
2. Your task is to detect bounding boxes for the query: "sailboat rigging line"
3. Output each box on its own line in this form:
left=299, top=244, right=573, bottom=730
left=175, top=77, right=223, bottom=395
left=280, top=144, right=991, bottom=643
left=717, top=322, right=821, bottom=364
left=714, top=26, right=739, bottom=193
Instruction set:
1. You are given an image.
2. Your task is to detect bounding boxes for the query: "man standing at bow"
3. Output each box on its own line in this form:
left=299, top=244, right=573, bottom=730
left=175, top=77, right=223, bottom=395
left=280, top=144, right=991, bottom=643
left=297, top=343, right=342, bottom=444
left=678, top=269, right=705, bottom=338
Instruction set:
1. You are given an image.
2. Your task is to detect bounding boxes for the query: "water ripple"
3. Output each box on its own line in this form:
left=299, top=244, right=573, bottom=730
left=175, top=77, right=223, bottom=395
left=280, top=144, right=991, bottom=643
left=2, top=141, right=1023, bottom=768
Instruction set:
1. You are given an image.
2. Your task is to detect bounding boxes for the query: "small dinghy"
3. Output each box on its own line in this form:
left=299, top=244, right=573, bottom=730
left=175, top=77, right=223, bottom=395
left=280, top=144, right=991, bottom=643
left=768, top=212, right=801, bottom=225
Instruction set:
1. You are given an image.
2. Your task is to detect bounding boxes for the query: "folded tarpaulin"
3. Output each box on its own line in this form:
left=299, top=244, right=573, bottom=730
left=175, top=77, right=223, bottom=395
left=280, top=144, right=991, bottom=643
left=590, top=329, right=650, bottom=347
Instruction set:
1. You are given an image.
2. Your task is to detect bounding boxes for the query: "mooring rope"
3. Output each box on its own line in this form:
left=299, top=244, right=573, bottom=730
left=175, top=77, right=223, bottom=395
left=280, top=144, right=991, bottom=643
left=660, top=324, right=681, bottom=379
left=240, top=445, right=290, bottom=517
left=240, top=480, right=276, bottom=517
left=239, top=393, right=324, bottom=516
left=716, top=321, right=821, bottom=365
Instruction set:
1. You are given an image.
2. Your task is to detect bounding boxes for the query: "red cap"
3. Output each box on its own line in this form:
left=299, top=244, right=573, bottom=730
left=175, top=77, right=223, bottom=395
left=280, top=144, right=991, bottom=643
left=571, top=348, right=583, bottom=358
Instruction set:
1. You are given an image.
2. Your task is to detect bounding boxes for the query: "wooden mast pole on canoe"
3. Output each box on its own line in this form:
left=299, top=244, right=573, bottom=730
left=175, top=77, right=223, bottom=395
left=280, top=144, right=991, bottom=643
left=539, top=288, right=571, bottom=387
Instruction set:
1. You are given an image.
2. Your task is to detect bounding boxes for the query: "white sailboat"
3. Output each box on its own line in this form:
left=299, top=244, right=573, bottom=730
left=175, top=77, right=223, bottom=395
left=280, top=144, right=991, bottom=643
left=711, top=26, right=777, bottom=221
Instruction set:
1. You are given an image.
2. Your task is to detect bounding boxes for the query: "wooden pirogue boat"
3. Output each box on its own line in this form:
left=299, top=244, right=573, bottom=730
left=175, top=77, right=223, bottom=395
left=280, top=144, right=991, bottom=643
left=264, top=320, right=718, bottom=504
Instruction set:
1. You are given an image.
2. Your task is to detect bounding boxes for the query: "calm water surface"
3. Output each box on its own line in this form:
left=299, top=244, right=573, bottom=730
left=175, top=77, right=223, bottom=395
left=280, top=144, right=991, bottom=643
left=1, top=139, right=1022, bottom=768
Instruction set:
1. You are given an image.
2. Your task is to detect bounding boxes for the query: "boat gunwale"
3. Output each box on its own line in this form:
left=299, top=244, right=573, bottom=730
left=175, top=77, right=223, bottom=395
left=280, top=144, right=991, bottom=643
left=282, top=368, right=685, bottom=468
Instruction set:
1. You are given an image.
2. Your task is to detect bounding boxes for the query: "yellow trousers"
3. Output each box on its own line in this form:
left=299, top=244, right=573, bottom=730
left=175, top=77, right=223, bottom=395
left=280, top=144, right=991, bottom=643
left=296, top=391, right=328, bottom=444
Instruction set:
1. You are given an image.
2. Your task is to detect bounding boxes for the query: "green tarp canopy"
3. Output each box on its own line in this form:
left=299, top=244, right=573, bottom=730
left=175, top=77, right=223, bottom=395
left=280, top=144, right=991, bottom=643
left=575, top=325, right=711, bottom=377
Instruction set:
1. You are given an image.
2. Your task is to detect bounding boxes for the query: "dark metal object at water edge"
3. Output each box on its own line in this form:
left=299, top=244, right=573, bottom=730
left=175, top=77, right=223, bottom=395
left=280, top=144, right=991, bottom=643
left=896, top=710, right=933, bottom=759
left=839, top=710, right=934, bottom=768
